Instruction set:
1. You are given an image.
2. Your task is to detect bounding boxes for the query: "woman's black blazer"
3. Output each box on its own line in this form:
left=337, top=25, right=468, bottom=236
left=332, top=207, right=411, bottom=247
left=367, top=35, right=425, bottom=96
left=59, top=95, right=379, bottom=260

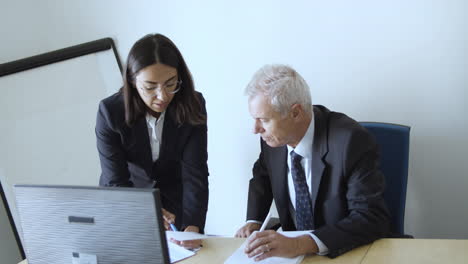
left=96, top=91, right=209, bottom=231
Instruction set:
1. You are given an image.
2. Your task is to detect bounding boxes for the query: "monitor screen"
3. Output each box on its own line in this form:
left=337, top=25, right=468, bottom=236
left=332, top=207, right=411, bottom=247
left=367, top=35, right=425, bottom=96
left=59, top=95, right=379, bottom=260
left=14, top=185, right=170, bottom=264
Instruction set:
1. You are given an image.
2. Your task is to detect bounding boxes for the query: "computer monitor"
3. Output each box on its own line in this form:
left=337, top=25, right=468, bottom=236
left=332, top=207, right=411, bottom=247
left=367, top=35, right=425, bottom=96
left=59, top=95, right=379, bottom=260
left=14, top=185, right=170, bottom=264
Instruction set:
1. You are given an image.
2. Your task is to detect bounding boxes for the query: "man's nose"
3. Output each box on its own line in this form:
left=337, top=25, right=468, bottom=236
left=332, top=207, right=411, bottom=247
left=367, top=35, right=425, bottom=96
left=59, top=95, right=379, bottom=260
left=253, top=120, right=264, bottom=134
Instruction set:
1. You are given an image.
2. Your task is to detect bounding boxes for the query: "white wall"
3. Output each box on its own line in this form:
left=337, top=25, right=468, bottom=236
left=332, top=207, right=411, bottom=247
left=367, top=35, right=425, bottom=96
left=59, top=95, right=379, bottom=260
left=1, top=0, right=468, bottom=260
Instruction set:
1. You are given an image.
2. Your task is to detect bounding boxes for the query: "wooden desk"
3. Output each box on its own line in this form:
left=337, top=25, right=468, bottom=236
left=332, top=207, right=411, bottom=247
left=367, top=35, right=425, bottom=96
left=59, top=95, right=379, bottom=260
left=362, top=238, right=468, bottom=264
left=180, top=238, right=370, bottom=264
left=18, top=238, right=468, bottom=264
left=18, top=237, right=370, bottom=264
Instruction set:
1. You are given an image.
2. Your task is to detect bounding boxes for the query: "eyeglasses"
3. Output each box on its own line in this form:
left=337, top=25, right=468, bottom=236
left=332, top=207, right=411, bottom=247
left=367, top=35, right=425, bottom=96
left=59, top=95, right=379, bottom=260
left=137, top=79, right=182, bottom=97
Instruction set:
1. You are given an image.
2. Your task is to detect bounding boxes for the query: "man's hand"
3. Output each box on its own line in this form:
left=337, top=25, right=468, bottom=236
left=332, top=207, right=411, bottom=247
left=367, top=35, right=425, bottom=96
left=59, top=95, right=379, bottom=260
left=170, top=225, right=202, bottom=249
left=244, top=230, right=319, bottom=261
left=235, top=222, right=261, bottom=238
left=161, top=208, right=176, bottom=230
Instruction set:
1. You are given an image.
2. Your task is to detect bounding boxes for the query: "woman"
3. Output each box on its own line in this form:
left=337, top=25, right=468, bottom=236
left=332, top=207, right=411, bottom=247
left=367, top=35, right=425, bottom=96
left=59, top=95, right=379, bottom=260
left=96, top=34, right=208, bottom=248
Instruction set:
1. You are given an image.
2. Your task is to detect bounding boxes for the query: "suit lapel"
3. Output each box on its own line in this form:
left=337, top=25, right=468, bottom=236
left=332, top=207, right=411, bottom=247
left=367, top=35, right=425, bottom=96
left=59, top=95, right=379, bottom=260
left=159, top=111, right=179, bottom=160
left=311, top=106, right=329, bottom=211
left=270, top=145, right=295, bottom=230
left=270, top=145, right=288, bottom=204
left=131, top=110, right=179, bottom=179
left=132, top=116, right=153, bottom=176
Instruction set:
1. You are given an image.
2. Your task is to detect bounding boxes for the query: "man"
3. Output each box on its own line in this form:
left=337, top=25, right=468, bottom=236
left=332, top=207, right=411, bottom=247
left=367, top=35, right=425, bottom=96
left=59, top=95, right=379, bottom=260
left=235, top=64, right=390, bottom=260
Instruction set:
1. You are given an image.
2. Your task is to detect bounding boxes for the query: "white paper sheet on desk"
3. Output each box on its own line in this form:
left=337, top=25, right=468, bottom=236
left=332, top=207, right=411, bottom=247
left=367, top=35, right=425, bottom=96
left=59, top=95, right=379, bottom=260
left=166, top=239, right=196, bottom=263
left=224, top=231, right=312, bottom=264
left=166, top=231, right=222, bottom=241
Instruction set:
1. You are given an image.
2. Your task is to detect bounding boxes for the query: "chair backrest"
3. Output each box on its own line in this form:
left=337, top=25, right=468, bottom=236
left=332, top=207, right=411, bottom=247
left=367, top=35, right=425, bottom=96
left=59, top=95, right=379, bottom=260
left=359, top=122, right=410, bottom=235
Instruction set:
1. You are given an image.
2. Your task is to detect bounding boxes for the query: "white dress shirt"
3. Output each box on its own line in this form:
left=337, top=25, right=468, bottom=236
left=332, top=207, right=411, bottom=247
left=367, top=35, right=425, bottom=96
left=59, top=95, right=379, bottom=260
left=145, top=111, right=165, bottom=162
left=286, top=118, right=329, bottom=255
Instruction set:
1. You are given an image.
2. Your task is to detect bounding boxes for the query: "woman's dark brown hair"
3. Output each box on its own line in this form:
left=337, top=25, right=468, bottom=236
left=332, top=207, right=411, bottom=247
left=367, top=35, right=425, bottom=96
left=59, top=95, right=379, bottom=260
left=122, top=33, right=206, bottom=127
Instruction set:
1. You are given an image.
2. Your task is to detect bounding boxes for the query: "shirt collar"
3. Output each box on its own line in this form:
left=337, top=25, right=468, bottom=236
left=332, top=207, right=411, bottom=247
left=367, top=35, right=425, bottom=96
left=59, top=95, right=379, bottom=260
left=145, top=111, right=166, bottom=127
left=287, top=116, right=315, bottom=159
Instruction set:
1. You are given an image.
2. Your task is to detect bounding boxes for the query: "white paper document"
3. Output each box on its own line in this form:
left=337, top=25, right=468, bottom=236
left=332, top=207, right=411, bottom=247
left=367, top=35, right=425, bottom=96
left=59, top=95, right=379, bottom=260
left=167, top=240, right=196, bottom=263
left=165, top=231, right=222, bottom=241
left=224, top=231, right=312, bottom=264
left=165, top=231, right=223, bottom=263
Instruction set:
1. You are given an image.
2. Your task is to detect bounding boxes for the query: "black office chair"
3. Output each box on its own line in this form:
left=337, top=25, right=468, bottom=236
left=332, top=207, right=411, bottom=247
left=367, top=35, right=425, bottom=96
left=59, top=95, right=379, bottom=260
left=360, top=122, right=410, bottom=236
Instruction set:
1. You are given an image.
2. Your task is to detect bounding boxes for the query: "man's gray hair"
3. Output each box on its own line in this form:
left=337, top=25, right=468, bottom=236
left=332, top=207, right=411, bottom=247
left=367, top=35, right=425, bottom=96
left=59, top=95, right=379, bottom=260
left=245, top=64, right=312, bottom=116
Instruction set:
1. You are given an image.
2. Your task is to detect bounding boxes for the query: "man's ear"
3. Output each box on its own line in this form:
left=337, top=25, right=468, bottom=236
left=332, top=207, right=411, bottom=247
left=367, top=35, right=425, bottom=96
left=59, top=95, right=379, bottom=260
left=290, top=104, right=303, bottom=119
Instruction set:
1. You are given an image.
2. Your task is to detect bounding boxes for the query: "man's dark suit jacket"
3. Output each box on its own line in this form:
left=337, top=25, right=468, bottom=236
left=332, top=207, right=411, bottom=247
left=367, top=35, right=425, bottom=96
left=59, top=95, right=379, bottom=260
left=247, top=105, right=390, bottom=258
left=96, top=91, right=209, bottom=231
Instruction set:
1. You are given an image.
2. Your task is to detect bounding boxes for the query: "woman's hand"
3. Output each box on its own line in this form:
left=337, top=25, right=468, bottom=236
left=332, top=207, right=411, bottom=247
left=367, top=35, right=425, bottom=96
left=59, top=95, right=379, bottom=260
left=170, top=225, right=203, bottom=249
left=161, top=208, right=176, bottom=230
left=235, top=222, right=261, bottom=238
